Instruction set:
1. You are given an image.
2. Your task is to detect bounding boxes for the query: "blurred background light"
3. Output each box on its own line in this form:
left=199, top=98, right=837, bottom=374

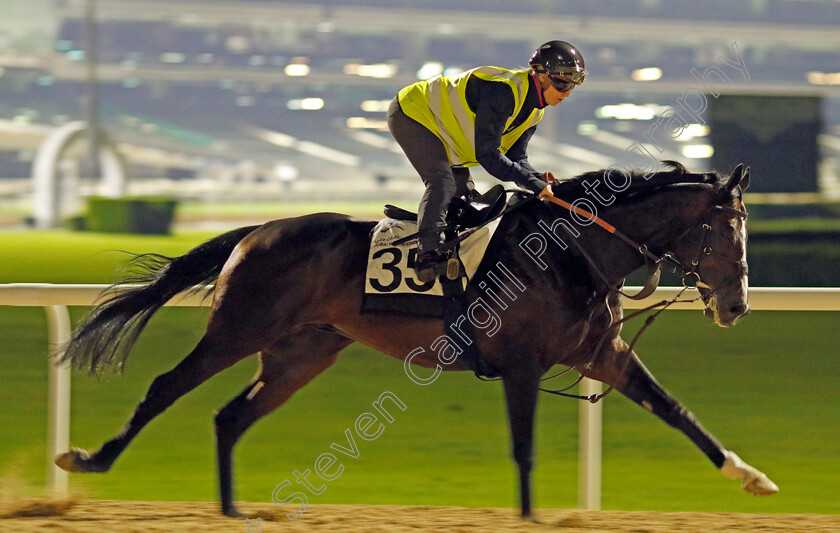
left=631, top=67, right=663, bottom=81
left=346, top=117, right=389, bottom=129
left=287, top=98, right=325, bottom=111
left=674, top=124, right=711, bottom=142
left=682, top=144, right=714, bottom=158
left=595, top=103, right=667, bottom=120
left=284, top=64, right=310, bottom=76
left=160, top=53, right=186, bottom=64
left=417, top=62, right=444, bottom=80
left=361, top=100, right=392, bottom=112
left=344, top=63, right=398, bottom=78
left=577, top=122, right=599, bottom=136
left=808, top=71, right=840, bottom=85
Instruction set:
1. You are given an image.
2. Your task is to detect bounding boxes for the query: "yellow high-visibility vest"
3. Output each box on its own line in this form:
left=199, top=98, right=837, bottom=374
left=397, top=66, right=544, bottom=167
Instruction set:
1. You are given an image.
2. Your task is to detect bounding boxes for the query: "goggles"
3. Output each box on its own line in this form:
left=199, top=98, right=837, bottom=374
left=547, top=69, right=587, bottom=92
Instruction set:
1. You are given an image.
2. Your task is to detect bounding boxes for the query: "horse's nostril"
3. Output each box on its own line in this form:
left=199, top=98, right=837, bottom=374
left=730, top=303, right=749, bottom=316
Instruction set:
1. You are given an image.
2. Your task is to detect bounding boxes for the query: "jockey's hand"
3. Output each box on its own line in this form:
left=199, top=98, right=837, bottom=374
left=540, top=171, right=557, bottom=184
left=538, top=184, right=555, bottom=201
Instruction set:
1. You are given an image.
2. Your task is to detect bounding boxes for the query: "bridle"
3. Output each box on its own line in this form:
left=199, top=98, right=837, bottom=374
left=538, top=187, right=748, bottom=302
left=677, top=204, right=749, bottom=303
left=536, top=187, right=749, bottom=402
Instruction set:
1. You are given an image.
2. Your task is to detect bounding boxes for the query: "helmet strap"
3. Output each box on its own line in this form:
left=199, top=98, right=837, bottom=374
left=531, top=71, right=546, bottom=107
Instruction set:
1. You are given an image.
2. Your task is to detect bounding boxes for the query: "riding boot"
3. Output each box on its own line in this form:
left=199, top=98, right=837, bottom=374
left=415, top=188, right=451, bottom=283
left=415, top=221, right=448, bottom=282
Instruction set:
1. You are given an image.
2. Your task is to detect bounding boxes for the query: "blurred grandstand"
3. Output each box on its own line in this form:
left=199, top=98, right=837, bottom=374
left=1, top=0, right=840, bottom=226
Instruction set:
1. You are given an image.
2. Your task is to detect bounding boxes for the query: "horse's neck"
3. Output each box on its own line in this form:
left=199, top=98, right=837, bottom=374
left=582, top=186, right=715, bottom=286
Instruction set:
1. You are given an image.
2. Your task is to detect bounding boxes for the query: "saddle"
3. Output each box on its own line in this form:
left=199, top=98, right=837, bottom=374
left=383, top=184, right=507, bottom=233
left=372, top=186, right=509, bottom=380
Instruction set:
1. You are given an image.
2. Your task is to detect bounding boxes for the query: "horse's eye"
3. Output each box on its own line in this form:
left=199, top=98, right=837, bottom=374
left=724, top=222, right=738, bottom=237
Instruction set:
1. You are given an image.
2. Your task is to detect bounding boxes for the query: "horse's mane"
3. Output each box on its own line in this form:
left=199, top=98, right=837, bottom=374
left=552, top=160, right=724, bottom=206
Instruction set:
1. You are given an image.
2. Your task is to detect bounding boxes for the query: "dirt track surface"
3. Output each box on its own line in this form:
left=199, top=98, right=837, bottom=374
left=2, top=500, right=839, bottom=532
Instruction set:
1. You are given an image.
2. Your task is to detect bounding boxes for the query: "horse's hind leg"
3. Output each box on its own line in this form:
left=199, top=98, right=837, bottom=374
left=579, top=337, right=779, bottom=496
left=214, top=326, right=352, bottom=517
left=55, top=333, right=262, bottom=474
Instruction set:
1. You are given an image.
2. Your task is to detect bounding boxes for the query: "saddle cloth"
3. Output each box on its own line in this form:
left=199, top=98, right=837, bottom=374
left=361, top=217, right=502, bottom=318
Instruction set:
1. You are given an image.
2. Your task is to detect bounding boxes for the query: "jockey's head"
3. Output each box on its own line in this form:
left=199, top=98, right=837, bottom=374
left=529, top=40, right=587, bottom=105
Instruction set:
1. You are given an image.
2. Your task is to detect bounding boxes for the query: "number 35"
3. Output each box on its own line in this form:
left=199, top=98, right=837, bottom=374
left=369, top=247, right=434, bottom=293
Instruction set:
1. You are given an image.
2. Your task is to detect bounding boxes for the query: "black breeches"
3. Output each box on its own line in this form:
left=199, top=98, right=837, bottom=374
left=387, top=97, right=473, bottom=251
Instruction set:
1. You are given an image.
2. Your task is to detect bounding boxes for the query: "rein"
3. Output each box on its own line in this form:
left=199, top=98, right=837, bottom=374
left=538, top=188, right=748, bottom=298
left=538, top=287, right=694, bottom=401
left=536, top=185, right=749, bottom=403
left=538, top=189, right=682, bottom=300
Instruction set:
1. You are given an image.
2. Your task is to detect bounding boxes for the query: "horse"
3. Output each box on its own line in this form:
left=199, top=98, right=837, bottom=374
left=54, top=160, right=778, bottom=519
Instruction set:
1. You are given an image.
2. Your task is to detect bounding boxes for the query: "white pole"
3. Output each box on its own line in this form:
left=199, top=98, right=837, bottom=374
left=578, top=377, right=602, bottom=510
left=44, top=305, right=71, bottom=495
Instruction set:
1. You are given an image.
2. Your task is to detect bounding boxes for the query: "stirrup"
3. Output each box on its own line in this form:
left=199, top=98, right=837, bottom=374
left=416, top=257, right=460, bottom=283
left=414, top=251, right=446, bottom=282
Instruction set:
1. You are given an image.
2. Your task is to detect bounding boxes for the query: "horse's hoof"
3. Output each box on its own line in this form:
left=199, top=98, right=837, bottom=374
left=521, top=512, right=541, bottom=524
left=720, top=450, right=779, bottom=496
left=54, top=448, right=108, bottom=473
left=744, top=472, right=780, bottom=496
left=222, top=505, right=248, bottom=518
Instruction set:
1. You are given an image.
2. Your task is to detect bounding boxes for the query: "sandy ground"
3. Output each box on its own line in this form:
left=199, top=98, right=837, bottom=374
left=1, top=500, right=839, bottom=532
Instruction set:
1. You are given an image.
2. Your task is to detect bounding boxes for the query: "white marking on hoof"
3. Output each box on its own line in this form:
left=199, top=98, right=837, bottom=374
left=720, top=450, right=779, bottom=496
left=54, top=447, right=91, bottom=473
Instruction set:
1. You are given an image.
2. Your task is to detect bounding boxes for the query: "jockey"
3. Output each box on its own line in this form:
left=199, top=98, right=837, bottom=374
left=387, top=40, right=587, bottom=282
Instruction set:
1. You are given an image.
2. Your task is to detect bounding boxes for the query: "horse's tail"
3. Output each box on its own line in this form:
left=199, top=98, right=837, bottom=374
left=58, top=224, right=261, bottom=375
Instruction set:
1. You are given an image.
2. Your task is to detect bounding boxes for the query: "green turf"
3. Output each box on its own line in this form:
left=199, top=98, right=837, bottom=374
left=0, top=230, right=220, bottom=284
left=748, top=217, right=840, bottom=233
left=0, top=230, right=838, bottom=514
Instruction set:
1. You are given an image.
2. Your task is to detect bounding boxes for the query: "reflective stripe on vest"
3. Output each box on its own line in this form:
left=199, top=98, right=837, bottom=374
left=398, top=66, right=544, bottom=167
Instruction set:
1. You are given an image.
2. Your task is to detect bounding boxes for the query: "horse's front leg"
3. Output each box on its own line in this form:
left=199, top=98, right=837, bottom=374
left=501, top=359, right=541, bottom=522
left=580, top=336, right=779, bottom=496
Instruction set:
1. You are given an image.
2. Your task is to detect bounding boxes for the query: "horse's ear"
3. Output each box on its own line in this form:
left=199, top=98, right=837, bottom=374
left=740, top=166, right=750, bottom=193
left=723, top=164, right=744, bottom=194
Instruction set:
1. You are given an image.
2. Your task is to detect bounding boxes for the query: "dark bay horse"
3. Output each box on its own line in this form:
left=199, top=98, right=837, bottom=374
left=55, top=161, right=778, bottom=519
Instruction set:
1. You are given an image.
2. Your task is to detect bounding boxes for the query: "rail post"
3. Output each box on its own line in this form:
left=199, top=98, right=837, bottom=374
left=44, top=305, right=71, bottom=495
left=578, top=378, right=603, bottom=510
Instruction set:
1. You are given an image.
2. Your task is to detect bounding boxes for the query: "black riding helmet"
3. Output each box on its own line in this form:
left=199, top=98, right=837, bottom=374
left=529, top=40, right=587, bottom=92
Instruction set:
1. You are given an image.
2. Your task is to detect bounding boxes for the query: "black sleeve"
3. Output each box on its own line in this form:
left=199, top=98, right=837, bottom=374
left=505, top=126, right=538, bottom=174
left=473, top=80, right=546, bottom=194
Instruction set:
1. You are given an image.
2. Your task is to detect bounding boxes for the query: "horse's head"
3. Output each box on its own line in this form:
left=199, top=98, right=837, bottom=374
left=673, top=164, right=751, bottom=327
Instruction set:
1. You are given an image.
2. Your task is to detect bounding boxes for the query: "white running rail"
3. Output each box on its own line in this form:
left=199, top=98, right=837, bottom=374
left=1, top=284, right=839, bottom=506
